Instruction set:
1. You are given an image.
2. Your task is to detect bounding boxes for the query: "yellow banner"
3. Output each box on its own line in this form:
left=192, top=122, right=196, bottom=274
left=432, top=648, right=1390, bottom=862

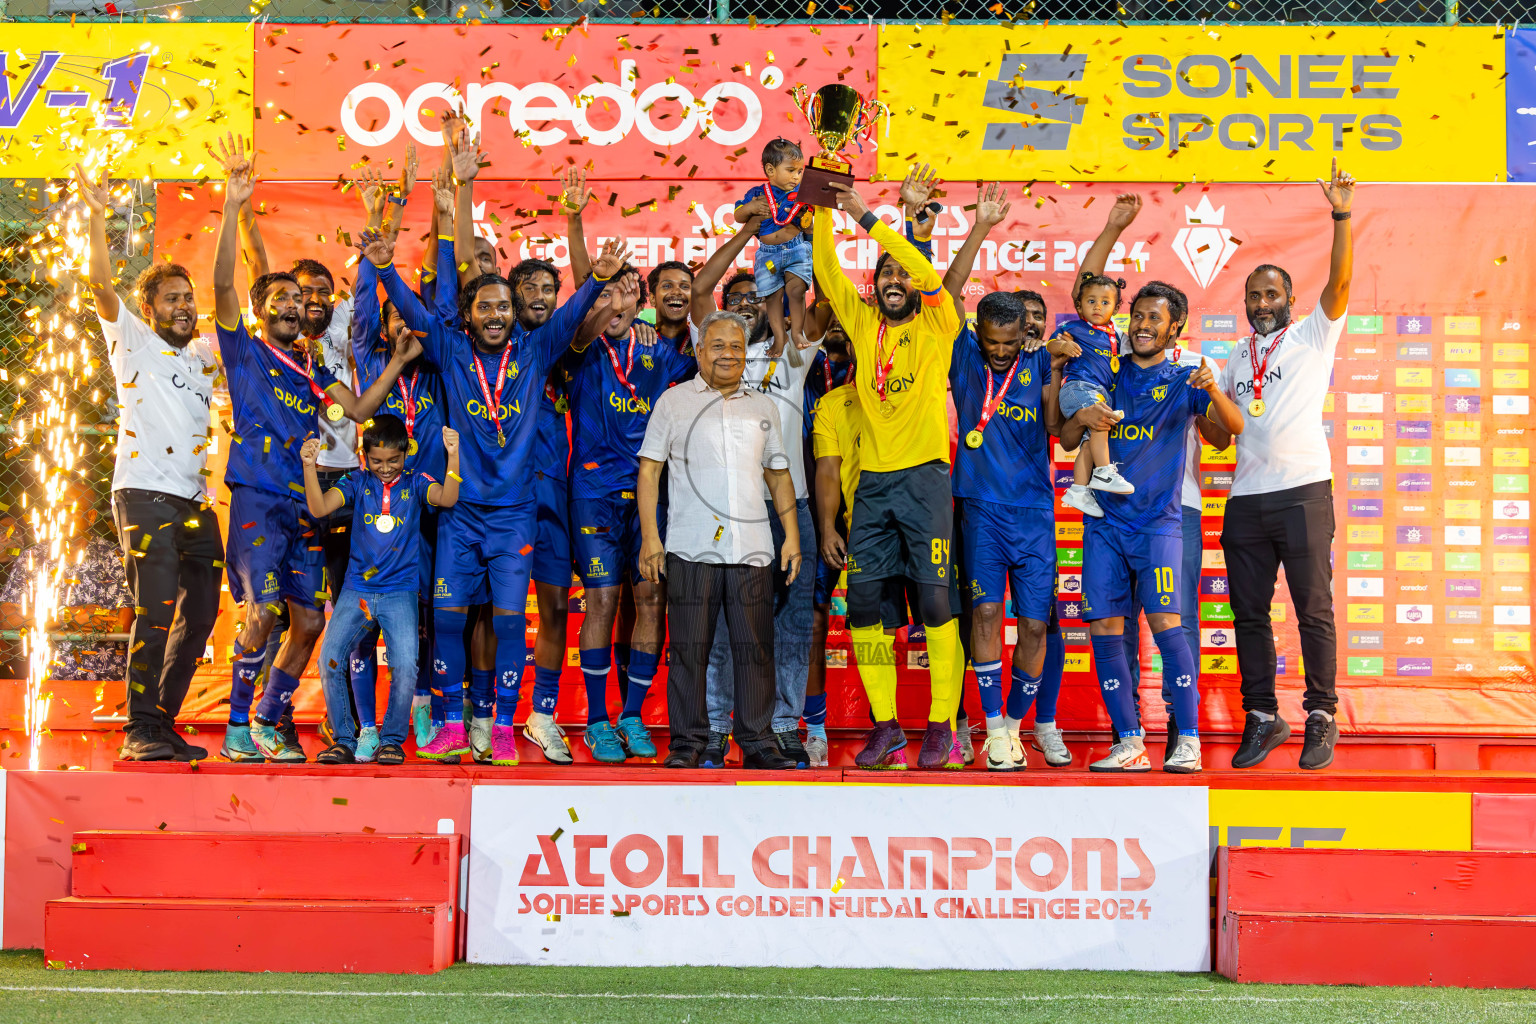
left=876, top=26, right=1504, bottom=182
left=1209, top=790, right=1472, bottom=851
left=0, top=24, right=253, bottom=178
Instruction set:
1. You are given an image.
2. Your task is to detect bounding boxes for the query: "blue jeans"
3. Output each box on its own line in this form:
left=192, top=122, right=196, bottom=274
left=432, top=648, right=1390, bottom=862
left=319, top=588, right=419, bottom=749
left=1126, top=505, right=1203, bottom=713
left=706, top=497, right=815, bottom=734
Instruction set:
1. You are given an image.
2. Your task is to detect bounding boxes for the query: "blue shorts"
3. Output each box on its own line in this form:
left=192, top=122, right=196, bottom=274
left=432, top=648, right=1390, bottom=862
left=753, top=235, right=812, bottom=297
left=957, top=498, right=1055, bottom=621
left=531, top=469, right=573, bottom=588
left=432, top=500, right=535, bottom=610
left=226, top=484, right=328, bottom=610
left=571, top=494, right=664, bottom=588
left=814, top=551, right=841, bottom=606
left=1059, top=378, right=1110, bottom=420
left=1080, top=518, right=1183, bottom=622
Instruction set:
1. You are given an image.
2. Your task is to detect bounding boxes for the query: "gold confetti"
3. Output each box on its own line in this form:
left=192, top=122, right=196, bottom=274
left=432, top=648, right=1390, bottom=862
left=568, top=807, right=579, bottom=822
left=551, top=827, right=565, bottom=841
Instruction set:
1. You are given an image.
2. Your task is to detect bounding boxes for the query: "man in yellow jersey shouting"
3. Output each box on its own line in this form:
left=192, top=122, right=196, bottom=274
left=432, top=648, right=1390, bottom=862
left=813, top=183, right=962, bottom=770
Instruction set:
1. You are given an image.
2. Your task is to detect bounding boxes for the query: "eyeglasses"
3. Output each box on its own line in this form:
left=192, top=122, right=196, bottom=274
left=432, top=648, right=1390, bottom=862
left=724, top=291, right=762, bottom=307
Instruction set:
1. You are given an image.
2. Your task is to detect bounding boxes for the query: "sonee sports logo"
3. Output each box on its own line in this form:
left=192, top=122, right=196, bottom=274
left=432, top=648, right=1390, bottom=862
left=982, top=54, right=1086, bottom=152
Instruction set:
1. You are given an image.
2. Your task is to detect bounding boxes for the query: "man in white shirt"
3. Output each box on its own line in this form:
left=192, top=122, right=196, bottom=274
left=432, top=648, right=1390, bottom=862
left=637, top=310, right=803, bottom=770
left=1215, top=160, right=1355, bottom=771
left=74, top=164, right=221, bottom=762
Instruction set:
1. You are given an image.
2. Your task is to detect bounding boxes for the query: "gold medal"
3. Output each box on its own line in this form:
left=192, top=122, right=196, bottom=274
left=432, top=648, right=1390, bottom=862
left=375, top=514, right=397, bottom=534
left=407, top=438, right=419, bottom=456
left=1110, top=355, right=1120, bottom=373
left=1249, top=398, right=1266, bottom=417
left=497, top=430, right=507, bottom=447
left=965, top=429, right=984, bottom=449
left=325, top=403, right=345, bottom=423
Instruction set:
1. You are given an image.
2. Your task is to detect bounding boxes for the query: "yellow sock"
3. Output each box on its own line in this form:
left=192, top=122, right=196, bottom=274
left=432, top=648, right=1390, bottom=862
left=850, top=624, right=899, bottom=721
left=923, top=618, right=963, bottom=726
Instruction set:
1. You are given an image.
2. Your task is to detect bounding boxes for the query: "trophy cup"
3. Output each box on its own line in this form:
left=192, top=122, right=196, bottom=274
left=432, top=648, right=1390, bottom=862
left=791, top=83, right=889, bottom=208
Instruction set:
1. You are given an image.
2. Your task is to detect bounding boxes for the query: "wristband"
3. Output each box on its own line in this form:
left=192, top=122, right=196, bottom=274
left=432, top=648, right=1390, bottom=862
left=387, top=195, right=407, bottom=207
left=857, top=210, right=879, bottom=233
left=1331, top=210, right=1351, bottom=221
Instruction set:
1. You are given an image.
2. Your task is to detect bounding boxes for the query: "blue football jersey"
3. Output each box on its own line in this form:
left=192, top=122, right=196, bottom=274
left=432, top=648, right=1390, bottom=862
left=567, top=328, right=697, bottom=499
left=334, top=469, right=434, bottom=592
left=949, top=326, right=1055, bottom=510
left=217, top=319, right=340, bottom=499
left=354, top=260, right=448, bottom=483
left=803, top=350, right=854, bottom=440
left=380, top=240, right=603, bottom=506
left=535, top=349, right=579, bottom=479
left=1097, top=358, right=1212, bottom=536
left=1058, top=318, right=1125, bottom=394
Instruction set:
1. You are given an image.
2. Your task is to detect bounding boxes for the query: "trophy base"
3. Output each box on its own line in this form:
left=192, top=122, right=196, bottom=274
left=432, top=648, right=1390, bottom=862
left=797, top=155, right=854, bottom=209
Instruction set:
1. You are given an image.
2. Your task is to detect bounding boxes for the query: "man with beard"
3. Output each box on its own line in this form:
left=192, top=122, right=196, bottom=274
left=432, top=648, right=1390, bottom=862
left=209, top=141, right=420, bottom=762
left=75, top=164, right=220, bottom=762
left=379, top=131, right=631, bottom=764
left=1217, top=161, right=1354, bottom=771
left=1062, top=283, right=1244, bottom=774
left=813, top=183, right=962, bottom=770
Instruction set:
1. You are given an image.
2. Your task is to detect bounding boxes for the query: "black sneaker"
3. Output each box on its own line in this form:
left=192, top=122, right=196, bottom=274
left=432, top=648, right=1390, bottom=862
left=775, top=729, right=810, bottom=768
left=701, top=731, right=731, bottom=768
left=1298, top=713, right=1338, bottom=770
left=1231, top=713, right=1292, bottom=769
left=317, top=742, right=356, bottom=765
left=120, top=728, right=175, bottom=762
left=161, top=723, right=209, bottom=762
left=742, top=745, right=797, bottom=770
left=663, top=748, right=700, bottom=769
left=277, top=714, right=305, bottom=757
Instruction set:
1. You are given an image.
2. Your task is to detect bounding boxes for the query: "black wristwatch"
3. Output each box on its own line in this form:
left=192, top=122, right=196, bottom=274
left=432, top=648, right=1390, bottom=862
left=1331, top=210, right=1351, bottom=221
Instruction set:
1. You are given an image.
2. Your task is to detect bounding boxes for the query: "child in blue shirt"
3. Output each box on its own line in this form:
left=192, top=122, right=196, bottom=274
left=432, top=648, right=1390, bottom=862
left=735, top=137, right=812, bottom=354
left=302, top=415, right=460, bottom=765
left=1049, top=273, right=1135, bottom=517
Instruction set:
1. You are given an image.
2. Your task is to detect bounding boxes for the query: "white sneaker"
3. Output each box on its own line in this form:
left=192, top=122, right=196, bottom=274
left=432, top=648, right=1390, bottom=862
left=522, top=711, right=573, bottom=765
left=1163, top=734, right=1202, bottom=774
left=1063, top=484, right=1105, bottom=518
left=983, top=727, right=1024, bottom=771
left=1090, top=736, right=1151, bottom=773
left=469, top=715, right=493, bottom=764
left=1089, top=465, right=1135, bottom=494
left=805, top=734, right=830, bottom=768
left=1032, top=722, right=1073, bottom=767
left=955, top=714, right=976, bottom=765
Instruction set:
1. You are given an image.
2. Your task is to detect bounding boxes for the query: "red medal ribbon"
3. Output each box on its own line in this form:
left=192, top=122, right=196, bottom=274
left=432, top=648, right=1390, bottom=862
left=600, top=329, right=639, bottom=400
left=1246, top=325, right=1290, bottom=404
left=380, top=476, right=396, bottom=518
left=872, top=321, right=896, bottom=402
left=265, top=339, right=337, bottom=413
left=471, top=344, right=512, bottom=442
left=823, top=353, right=852, bottom=393
left=972, top=352, right=1022, bottom=439
left=398, top=369, right=419, bottom=440
left=762, top=181, right=807, bottom=228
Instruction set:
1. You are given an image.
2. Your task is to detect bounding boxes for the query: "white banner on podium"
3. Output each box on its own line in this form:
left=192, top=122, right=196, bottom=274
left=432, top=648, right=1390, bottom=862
left=468, top=783, right=1210, bottom=971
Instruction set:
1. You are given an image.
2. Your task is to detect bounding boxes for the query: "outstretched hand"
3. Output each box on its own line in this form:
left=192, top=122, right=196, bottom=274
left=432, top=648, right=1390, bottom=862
left=431, top=166, right=455, bottom=217
left=357, top=228, right=395, bottom=269
left=354, top=165, right=387, bottom=217
left=1106, top=192, right=1143, bottom=230
left=448, top=128, right=487, bottom=185
left=72, top=163, right=111, bottom=215
left=1318, top=158, right=1354, bottom=213
left=899, top=162, right=939, bottom=211
left=559, top=166, right=591, bottom=214
left=590, top=237, right=634, bottom=281
left=973, top=181, right=1010, bottom=230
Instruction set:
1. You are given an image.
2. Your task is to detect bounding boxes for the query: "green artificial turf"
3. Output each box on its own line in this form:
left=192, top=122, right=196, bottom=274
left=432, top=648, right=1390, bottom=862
left=1, top=949, right=1532, bottom=1024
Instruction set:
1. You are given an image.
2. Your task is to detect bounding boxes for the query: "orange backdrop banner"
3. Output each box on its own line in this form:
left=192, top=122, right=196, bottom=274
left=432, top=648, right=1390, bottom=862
left=153, top=179, right=1536, bottom=736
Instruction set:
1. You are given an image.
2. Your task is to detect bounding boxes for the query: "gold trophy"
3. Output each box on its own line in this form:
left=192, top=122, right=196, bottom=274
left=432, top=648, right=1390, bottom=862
left=791, top=83, right=889, bottom=208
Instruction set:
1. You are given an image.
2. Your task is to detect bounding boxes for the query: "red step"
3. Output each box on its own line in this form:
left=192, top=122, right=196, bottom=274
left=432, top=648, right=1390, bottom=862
left=70, top=831, right=459, bottom=903
left=45, top=896, right=454, bottom=973
left=1217, top=847, right=1536, bottom=918
left=1218, top=910, right=1536, bottom=988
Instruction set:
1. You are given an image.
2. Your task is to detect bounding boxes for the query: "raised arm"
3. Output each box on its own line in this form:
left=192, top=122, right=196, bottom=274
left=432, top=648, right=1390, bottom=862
left=899, top=162, right=939, bottom=264
left=690, top=197, right=765, bottom=326
left=209, top=134, right=257, bottom=330
left=381, top=144, right=418, bottom=243
left=428, top=427, right=461, bottom=508
left=831, top=183, right=958, bottom=337
left=350, top=244, right=386, bottom=389
left=942, top=182, right=1010, bottom=320
left=301, top=439, right=345, bottom=518
left=811, top=206, right=869, bottom=335
left=449, top=124, right=486, bottom=290
left=72, top=164, right=119, bottom=322
left=207, top=134, right=269, bottom=282
left=1318, top=159, right=1354, bottom=321
left=326, top=328, right=423, bottom=423
left=560, top=167, right=594, bottom=288
left=530, top=238, right=633, bottom=365
left=1074, top=193, right=1142, bottom=302
left=422, top=164, right=453, bottom=294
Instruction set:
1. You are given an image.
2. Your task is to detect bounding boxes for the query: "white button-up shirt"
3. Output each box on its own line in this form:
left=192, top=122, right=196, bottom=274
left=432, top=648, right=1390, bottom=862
left=639, top=375, right=790, bottom=567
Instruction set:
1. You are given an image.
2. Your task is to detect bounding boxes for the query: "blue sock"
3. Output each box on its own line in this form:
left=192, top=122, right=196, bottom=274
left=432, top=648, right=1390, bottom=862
left=803, top=693, right=828, bottom=739
left=469, top=668, right=495, bottom=719
left=613, top=642, right=632, bottom=702
left=432, top=609, right=469, bottom=723
left=1153, top=626, right=1201, bottom=737
left=1036, top=629, right=1065, bottom=723
left=581, top=647, right=612, bottom=726
left=492, top=615, right=528, bottom=727
left=974, top=660, right=1004, bottom=723
left=1091, top=634, right=1140, bottom=740
left=255, top=666, right=302, bottom=725
left=619, top=648, right=657, bottom=719
left=228, top=649, right=263, bottom=726
left=532, top=664, right=562, bottom=715
left=1007, top=664, right=1042, bottom=721
left=349, top=631, right=378, bottom=729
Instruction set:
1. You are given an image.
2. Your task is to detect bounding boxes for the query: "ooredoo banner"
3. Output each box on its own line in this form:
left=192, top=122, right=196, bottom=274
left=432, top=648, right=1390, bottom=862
left=252, top=23, right=878, bottom=181
left=467, top=783, right=1211, bottom=970
left=877, top=26, right=1506, bottom=183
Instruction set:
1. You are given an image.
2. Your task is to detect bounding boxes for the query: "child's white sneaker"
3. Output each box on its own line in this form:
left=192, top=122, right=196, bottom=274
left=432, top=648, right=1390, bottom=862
left=1063, top=484, right=1105, bottom=517
left=1089, top=464, right=1135, bottom=494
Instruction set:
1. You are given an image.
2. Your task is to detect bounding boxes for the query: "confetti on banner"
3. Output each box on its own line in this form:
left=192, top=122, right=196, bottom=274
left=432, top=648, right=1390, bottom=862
left=831, top=877, right=845, bottom=893
left=568, top=807, right=579, bottom=822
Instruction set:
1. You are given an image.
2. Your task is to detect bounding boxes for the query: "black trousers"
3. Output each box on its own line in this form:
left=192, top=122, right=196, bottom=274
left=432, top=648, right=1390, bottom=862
left=665, top=555, right=775, bottom=755
left=1219, top=480, right=1338, bottom=716
left=111, top=489, right=222, bottom=736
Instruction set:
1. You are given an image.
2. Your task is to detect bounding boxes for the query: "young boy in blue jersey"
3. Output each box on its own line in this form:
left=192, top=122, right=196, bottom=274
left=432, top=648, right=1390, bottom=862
left=208, top=140, right=422, bottom=763
left=302, top=417, right=459, bottom=765
left=735, top=138, right=810, bottom=354
left=378, top=128, right=632, bottom=765
left=1060, top=282, right=1244, bottom=774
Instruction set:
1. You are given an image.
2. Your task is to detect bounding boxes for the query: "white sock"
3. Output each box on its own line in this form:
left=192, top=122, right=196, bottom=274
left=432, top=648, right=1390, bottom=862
left=984, top=715, right=1007, bottom=733
left=1250, top=709, right=1275, bottom=722
left=1005, top=715, right=1023, bottom=737
left=1308, top=709, right=1334, bottom=722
